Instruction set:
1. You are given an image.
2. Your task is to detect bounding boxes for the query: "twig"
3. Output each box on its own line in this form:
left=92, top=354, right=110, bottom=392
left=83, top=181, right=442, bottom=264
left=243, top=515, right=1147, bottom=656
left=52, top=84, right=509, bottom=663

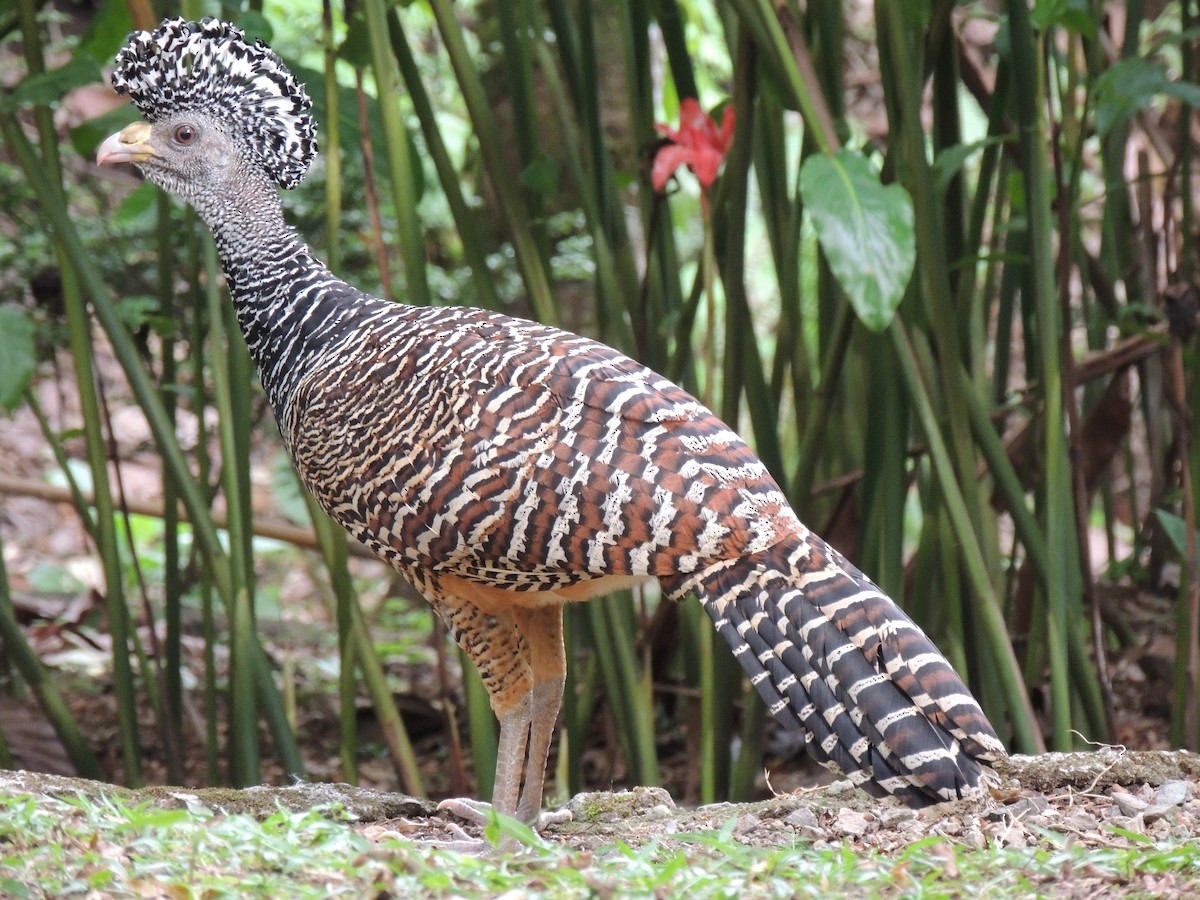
left=0, top=473, right=377, bottom=561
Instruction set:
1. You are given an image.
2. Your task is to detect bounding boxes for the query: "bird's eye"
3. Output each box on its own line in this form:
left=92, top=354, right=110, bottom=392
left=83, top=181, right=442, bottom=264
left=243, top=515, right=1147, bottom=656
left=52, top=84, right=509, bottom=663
left=173, top=124, right=198, bottom=145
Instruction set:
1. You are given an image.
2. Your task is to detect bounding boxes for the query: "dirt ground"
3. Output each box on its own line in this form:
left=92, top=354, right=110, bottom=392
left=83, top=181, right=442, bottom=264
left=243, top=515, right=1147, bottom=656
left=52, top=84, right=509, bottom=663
left=3, top=748, right=1199, bottom=864
left=2, top=350, right=1196, bottom=894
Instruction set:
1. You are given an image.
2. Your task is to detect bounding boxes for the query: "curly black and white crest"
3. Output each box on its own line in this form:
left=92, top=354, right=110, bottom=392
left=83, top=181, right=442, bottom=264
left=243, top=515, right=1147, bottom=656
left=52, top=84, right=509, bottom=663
left=111, top=17, right=316, bottom=189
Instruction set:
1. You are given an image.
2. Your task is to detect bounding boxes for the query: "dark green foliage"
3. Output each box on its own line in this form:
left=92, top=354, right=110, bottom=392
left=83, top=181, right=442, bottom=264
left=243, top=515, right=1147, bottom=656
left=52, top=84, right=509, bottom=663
left=2, top=0, right=1198, bottom=804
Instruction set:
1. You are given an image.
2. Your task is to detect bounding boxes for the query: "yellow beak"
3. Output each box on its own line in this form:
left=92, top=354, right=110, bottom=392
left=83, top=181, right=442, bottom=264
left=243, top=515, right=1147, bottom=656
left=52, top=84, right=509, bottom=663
left=95, top=121, right=158, bottom=166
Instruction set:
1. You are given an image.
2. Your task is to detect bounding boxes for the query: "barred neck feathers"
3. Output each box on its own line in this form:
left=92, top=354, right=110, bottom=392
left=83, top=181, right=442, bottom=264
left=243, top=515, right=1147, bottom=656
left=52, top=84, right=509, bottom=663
left=204, top=179, right=380, bottom=423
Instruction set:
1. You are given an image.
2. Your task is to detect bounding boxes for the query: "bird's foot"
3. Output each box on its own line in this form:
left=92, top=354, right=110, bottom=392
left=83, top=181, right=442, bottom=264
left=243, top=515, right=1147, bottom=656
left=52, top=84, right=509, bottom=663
left=437, top=797, right=573, bottom=833
left=421, top=820, right=493, bottom=854
left=435, top=797, right=495, bottom=827
left=534, top=807, right=573, bottom=829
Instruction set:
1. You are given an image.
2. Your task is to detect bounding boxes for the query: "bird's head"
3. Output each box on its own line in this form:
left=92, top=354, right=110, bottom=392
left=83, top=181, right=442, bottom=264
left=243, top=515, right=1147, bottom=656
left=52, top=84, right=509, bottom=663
left=96, top=18, right=317, bottom=209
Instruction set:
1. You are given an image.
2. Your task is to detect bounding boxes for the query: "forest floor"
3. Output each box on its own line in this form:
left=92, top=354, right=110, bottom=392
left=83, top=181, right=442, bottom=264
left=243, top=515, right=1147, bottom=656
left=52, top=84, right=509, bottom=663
left=3, top=750, right=1200, bottom=897
left=3, top=352, right=1199, bottom=895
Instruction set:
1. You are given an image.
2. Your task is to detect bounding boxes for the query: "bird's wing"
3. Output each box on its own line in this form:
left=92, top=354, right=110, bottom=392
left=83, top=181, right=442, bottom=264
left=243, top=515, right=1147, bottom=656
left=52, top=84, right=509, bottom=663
left=285, top=308, right=802, bottom=592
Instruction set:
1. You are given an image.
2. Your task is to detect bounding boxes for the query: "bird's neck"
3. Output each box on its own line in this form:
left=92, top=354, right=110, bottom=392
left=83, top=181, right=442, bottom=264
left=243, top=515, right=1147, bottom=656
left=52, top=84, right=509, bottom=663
left=202, top=187, right=360, bottom=423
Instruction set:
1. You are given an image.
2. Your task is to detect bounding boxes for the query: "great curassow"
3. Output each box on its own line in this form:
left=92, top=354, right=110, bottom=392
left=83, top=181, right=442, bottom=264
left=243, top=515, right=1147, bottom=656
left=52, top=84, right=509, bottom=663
left=96, top=17, right=1005, bottom=826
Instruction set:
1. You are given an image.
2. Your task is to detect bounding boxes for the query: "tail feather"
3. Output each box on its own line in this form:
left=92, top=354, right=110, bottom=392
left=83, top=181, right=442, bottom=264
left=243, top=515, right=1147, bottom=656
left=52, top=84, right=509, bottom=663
left=667, top=534, right=1005, bottom=806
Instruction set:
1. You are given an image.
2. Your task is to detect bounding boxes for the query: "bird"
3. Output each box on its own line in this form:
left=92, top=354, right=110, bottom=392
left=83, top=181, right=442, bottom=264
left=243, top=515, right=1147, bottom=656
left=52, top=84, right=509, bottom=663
left=96, top=17, right=1006, bottom=824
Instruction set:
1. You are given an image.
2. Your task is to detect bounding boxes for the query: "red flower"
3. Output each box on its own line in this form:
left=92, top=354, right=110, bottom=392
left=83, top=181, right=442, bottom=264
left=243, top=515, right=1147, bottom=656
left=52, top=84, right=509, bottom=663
left=652, top=98, right=735, bottom=193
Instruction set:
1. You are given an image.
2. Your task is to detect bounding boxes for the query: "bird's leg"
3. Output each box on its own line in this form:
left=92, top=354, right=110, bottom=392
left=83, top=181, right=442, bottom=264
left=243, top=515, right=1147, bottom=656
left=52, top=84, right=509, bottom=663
left=439, top=601, right=569, bottom=834
left=435, top=600, right=533, bottom=829
left=490, top=690, right=533, bottom=817
left=437, top=693, right=537, bottom=833
left=510, top=604, right=567, bottom=825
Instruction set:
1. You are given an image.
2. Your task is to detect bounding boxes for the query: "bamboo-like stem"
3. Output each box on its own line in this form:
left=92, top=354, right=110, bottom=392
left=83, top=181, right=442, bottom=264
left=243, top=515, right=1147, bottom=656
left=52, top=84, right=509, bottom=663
left=185, top=222, right=222, bottom=784
left=0, top=527, right=104, bottom=778
left=351, top=601, right=427, bottom=797
left=16, top=0, right=141, bottom=784
left=321, top=0, right=343, bottom=276
left=428, top=0, right=559, bottom=325
left=532, top=40, right=634, bottom=351
left=363, top=0, right=429, bottom=307
left=495, top=0, right=549, bottom=265
left=1005, top=0, right=1076, bottom=750
left=386, top=9, right=501, bottom=310
left=725, top=0, right=839, bottom=154
left=587, top=597, right=660, bottom=788
left=321, top=0, right=361, bottom=788
left=203, top=237, right=260, bottom=785
left=462, top=652, right=497, bottom=801
left=791, top=302, right=853, bottom=509
left=353, top=69, right=395, bottom=302
left=891, top=321, right=1043, bottom=753
left=303, top=495, right=359, bottom=786
left=0, top=111, right=306, bottom=782
left=156, top=191, right=185, bottom=785
left=1178, top=0, right=1200, bottom=751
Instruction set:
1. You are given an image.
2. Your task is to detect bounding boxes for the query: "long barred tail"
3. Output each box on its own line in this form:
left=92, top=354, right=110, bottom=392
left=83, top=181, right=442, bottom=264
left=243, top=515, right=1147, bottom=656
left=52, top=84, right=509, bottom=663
left=666, top=533, right=1006, bottom=806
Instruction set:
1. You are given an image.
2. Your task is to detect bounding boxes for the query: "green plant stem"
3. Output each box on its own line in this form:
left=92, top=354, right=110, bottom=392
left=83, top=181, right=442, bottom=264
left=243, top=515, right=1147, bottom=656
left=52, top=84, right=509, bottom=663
left=24, top=389, right=96, bottom=539
left=588, top=597, right=660, bottom=788
left=322, top=0, right=342, bottom=275
left=462, top=652, right=497, bottom=801
left=304, top=496, right=358, bottom=785
left=386, top=9, right=501, bottom=310
left=351, top=602, right=426, bottom=797
left=363, top=0, right=428, bottom=307
left=156, top=190, right=185, bottom=785
left=0, top=528, right=103, bottom=778
left=16, top=0, right=141, bottom=785
left=1005, top=0, right=1076, bottom=750
left=791, top=302, right=853, bottom=509
left=0, top=111, right=305, bottom=781
left=891, top=321, right=1042, bottom=754
left=428, top=0, right=558, bottom=325
left=725, top=0, right=838, bottom=153
left=203, top=237, right=260, bottom=785
left=533, top=39, right=634, bottom=351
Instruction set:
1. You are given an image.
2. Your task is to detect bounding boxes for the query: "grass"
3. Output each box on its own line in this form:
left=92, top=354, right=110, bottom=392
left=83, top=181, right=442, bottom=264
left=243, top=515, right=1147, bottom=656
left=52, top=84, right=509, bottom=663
left=2, top=791, right=1199, bottom=898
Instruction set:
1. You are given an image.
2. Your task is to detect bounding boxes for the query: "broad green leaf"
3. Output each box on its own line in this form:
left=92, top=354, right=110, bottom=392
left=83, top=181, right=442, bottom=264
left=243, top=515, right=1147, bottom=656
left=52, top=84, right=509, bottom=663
left=1154, top=509, right=1196, bottom=559
left=0, top=304, right=36, bottom=412
left=1094, top=58, right=1200, bottom=137
left=10, top=57, right=102, bottom=109
left=74, top=2, right=133, bottom=65
left=799, top=149, right=915, bottom=332
left=235, top=11, right=274, bottom=46
left=69, top=105, right=140, bottom=160
left=519, top=156, right=561, bottom=195
left=1032, top=0, right=1096, bottom=37
left=339, top=9, right=373, bottom=68
left=932, top=136, right=1007, bottom=194
left=112, top=183, right=159, bottom=227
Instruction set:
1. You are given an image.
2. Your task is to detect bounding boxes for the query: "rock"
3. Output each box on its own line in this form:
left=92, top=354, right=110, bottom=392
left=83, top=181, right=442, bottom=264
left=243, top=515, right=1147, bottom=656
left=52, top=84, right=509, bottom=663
left=733, top=813, right=760, bottom=835
left=1142, top=804, right=1178, bottom=825
left=1154, top=780, right=1190, bottom=808
left=879, top=807, right=916, bottom=826
left=784, top=807, right=819, bottom=829
left=565, top=787, right=675, bottom=823
left=833, top=808, right=873, bottom=837
left=1063, top=810, right=1100, bottom=831
left=1111, top=791, right=1149, bottom=817
left=962, top=823, right=987, bottom=850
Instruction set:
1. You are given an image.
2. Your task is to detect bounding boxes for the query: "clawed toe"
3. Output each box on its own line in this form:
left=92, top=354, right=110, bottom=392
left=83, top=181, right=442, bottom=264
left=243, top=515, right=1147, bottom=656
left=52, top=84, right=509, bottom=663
left=534, top=807, right=572, bottom=829
left=437, top=797, right=496, bottom=827
left=434, top=796, right=570, bottom=850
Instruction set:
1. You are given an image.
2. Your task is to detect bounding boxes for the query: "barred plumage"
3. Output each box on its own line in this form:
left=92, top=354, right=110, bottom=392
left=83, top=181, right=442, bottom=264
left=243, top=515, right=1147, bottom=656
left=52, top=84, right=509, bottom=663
left=97, top=18, right=1005, bottom=822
